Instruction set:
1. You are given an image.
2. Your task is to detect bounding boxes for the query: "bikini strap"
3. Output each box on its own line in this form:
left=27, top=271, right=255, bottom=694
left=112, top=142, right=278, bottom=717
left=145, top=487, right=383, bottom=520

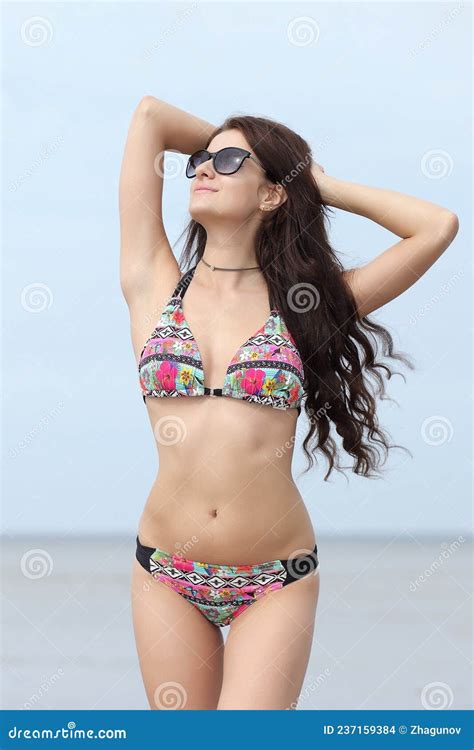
left=172, top=265, right=197, bottom=299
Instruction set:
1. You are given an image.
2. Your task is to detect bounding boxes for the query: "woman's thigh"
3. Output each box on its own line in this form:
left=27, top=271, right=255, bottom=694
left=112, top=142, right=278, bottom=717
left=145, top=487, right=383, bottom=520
left=131, top=557, right=225, bottom=710
left=217, top=569, right=320, bottom=710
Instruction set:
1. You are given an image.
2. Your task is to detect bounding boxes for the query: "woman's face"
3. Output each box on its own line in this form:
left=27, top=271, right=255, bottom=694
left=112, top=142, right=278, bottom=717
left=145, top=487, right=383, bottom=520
left=188, top=129, right=273, bottom=227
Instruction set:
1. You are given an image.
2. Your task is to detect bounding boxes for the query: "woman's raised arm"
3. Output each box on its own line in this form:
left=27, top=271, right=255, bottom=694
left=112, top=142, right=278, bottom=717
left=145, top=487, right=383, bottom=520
left=313, top=169, right=459, bottom=318
left=119, top=96, right=216, bottom=304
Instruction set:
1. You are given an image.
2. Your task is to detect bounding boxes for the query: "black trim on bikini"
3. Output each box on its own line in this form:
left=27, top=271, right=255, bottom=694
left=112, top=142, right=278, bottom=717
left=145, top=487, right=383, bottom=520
left=135, top=535, right=318, bottom=574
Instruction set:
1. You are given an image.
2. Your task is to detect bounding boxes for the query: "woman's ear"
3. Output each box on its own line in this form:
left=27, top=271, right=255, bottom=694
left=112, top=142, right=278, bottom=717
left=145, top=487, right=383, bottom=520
left=258, top=182, right=288, bottom=212
left=264, top=183, right=287, bottom=210
left=274, top=183, right=288, bottom=207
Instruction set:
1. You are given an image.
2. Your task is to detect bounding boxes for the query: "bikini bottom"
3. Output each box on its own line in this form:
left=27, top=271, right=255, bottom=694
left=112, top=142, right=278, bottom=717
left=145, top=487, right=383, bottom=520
left=135, top=534, right=319, bottom=628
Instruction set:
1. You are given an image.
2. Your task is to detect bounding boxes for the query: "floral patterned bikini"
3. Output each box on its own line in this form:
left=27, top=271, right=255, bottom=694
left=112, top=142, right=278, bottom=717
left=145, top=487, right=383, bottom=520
left=138, top=263, right=305, bottom=414
left=135, top=263, right=318, bottom=628
left=136, top=536, right=319, bottom=628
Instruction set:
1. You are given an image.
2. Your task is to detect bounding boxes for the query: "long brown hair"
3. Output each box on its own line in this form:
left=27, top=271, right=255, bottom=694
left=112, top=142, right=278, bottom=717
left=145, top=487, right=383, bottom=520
left=175, top=114, right=414, bottom=480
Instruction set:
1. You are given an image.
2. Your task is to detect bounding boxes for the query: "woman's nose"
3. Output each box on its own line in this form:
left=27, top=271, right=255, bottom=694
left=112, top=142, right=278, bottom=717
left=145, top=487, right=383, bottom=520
left=195, top=158, right=214, bottom=177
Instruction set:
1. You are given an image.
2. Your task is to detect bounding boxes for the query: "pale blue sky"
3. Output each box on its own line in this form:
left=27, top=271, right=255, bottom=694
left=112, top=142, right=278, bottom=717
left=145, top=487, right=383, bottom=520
left=3, top=2, right=471, bottom=537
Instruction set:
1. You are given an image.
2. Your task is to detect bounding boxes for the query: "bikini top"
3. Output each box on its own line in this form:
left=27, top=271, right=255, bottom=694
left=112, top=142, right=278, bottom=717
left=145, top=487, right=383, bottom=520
left=138, top=264, right=305, bottom=414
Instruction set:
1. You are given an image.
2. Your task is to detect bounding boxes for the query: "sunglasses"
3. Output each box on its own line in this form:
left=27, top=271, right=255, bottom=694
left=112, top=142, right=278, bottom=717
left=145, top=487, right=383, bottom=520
left=186, top=146, right=276, bottom=182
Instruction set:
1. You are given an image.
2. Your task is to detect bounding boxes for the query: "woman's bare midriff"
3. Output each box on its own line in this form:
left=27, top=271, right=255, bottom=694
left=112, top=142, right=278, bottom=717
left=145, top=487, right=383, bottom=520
left=137, top=396, right=316, bottom=564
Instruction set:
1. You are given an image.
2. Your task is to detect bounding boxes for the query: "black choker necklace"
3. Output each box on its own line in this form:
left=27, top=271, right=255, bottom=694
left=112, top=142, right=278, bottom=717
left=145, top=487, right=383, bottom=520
left=201, top=257, right=260, bottom=272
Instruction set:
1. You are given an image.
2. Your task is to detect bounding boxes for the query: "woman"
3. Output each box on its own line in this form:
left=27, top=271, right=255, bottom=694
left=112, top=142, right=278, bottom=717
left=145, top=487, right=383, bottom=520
left=119, top=96, right=459, bottom=710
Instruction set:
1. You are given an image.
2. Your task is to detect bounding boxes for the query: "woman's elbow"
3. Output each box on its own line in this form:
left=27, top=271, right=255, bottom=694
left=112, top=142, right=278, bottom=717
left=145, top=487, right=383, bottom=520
left=136, top=95, right=162, bottom=117
left=443, top=211, right=460, bottom=243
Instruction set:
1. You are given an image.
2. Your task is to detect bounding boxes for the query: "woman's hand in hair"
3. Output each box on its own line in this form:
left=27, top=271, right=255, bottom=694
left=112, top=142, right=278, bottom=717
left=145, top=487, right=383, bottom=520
left=310, top=160, right=331, bottom=202
left=311, top=160, right=325, bottom=177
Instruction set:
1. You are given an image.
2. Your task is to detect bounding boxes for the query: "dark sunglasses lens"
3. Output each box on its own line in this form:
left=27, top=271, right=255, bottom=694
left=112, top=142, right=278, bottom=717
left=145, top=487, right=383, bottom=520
left=214, top=148, right=246, bottom=174
left=186, top=150, right=209, bottom=177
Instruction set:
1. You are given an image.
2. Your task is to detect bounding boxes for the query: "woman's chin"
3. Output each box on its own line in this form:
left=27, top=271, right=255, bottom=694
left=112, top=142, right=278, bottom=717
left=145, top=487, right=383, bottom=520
left=188, top=206, right=216, bottom=224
